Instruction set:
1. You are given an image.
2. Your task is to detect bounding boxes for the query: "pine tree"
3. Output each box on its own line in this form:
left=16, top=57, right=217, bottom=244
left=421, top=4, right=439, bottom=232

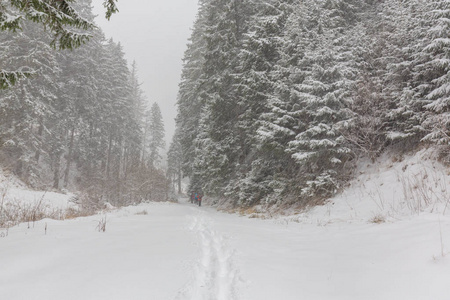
left=69, top=30, right=111, bottom=191
left=176, top=0, right=209, bottom=178
left=225, top=0, right=295, bottom=205
left=167, top=129, right=183, bottom=194
left=127, top=60, right=146, bottom=171
left=420, top=0, right=450, bottom=146
left=146, top=102, right=165, bottom=167
left=0, top=0, right=118, bottom=89
left=0, top=21, right=60, bottom=184
left=373, top=0, right=428, bottom=148
left=54, top=0, right=105, bottom=188
left=254, top=0, right=315, bottom=203
left=190, top=0, right=250, bottom=196
left=284, top=0, right=361, bottom=199
left=0, top=0, right=118, bottom=47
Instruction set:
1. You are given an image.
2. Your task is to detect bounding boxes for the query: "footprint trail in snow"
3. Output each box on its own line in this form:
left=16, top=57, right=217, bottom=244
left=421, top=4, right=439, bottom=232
left=176, top=209, right=242, bottom=300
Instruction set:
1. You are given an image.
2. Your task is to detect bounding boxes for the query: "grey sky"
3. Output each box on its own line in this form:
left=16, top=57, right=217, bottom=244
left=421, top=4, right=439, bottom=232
left=92, top=0, right=199, bottom=147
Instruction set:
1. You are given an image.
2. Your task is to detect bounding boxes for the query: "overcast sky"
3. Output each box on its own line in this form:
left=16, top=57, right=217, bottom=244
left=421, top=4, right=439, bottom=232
left=92, top=0, right=199, bottom=147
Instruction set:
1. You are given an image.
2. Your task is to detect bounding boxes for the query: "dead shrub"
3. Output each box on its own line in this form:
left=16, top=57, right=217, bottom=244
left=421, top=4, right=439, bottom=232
left=370, top=214, right=386, bottom=224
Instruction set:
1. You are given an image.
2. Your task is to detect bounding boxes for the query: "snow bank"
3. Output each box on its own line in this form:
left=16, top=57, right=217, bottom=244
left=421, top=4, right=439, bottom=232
left=0, top=168, right=76, bottom=227
left=283, top=148, right=450, bottom=225
left=0, top=169, right=75, bottom=211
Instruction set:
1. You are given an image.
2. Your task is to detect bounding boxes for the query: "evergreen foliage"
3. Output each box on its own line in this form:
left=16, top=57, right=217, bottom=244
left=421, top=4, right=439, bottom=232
left=167, top=128, right=183, bottom=194
left=0, top=0, right=168, bottom=207
left=0, top=0, right=118, bottom=89
left=146, top=102, right=165, bottom=167
left=175, top=0, right=450, bottom=208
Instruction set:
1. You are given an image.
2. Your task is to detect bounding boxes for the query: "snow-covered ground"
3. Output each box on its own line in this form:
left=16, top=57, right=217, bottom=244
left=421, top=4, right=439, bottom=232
left=0, top=169, right=76, bottom=218
left=1, top=149, right=449, bottom=299
left=282, top=148, right=450, bottom=224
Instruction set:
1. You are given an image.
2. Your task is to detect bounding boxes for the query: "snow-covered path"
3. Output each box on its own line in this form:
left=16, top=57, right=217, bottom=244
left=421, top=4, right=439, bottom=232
left=176, top=208, right=241, bottom=300
left=0, top=203, right=198, bottom=300
left=1, top=199, right=450, bottom=300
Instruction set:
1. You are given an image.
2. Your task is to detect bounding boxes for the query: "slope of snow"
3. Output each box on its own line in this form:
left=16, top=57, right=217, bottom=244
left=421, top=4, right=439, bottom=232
left=0, top=169, right=76, bottom=214
left=282, top=148, right=450, bottom=224
left=0, top=149, right=449, bottom=299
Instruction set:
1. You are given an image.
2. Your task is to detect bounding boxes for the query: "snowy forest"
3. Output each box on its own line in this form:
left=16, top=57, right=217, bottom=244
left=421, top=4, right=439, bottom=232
left=1, top=0, right=449, bottom=211
left=174, top=0, right=450, bottom=208
left=1, top=1, right=450, bottom=299
left=0, top=0, right=168, bottom=208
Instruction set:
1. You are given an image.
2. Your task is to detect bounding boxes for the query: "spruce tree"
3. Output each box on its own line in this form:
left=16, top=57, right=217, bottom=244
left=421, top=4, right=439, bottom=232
left=0, top=0, right=118, bottom=89
left=226, top=0, right=295, bottom=205
left=0, top=21, right=60, bottom=184
left=176, top=0, right=209, bottom=179
left=167, top=129, right=183, bottom=194
left=146, top=102, right=165, bottom=167
left=420, top=0, right=450, bottom=146
left=190, top=0, right=249, bottom=196
left=286, top=0, right=361, bottom=199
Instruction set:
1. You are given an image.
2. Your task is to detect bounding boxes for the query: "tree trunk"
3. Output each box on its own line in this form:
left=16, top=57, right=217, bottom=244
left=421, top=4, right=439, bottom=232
left=123, top=145, right=128, bottom=181
left=106, top=134, right=113, bottom=178
left=53, top=153, right=61, bottom=190
left=34, top=119, right=44, bottom=162
left=177, top=167, right=182, bottom=194
left=117, top=137, right=123, bottom=180
left=63, top=127, right=75, bottom=188
left=141, top=133, right=146, bottom=168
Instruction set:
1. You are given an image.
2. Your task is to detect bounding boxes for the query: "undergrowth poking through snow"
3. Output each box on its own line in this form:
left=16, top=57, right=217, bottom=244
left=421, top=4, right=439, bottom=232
left=0, top=169, right=103, bottom=230
left=246, top=148, right=450, bottom=225
left=96, top=215, right=107, bottom=232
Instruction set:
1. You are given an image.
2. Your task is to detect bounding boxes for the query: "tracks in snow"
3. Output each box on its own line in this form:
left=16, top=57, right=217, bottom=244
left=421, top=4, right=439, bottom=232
left=176, top=209, right=241, bottom=300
